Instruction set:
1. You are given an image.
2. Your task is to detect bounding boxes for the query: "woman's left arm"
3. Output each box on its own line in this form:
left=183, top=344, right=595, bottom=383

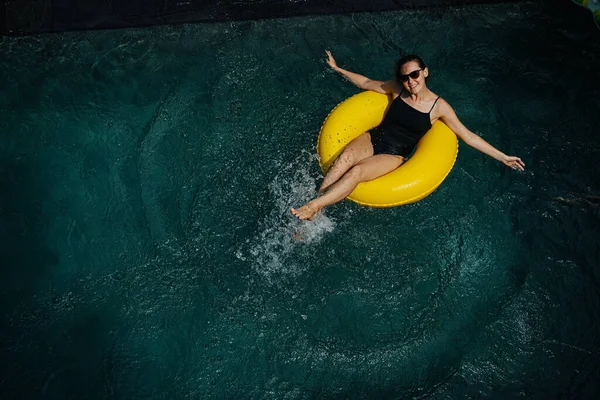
left=437, top=99, right=525, bottom=171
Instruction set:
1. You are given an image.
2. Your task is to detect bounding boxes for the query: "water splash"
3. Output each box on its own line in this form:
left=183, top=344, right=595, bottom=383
left=236, top=151, right=336, bottom=283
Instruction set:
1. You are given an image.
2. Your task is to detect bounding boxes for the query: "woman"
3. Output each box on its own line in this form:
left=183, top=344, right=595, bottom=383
left=291, top=51, right=525, bottom=220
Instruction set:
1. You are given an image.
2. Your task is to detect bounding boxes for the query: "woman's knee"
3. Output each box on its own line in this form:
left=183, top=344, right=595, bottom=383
left=341, top=135, right=373, bottom=162
left=338, top=147, right=358, bottom=165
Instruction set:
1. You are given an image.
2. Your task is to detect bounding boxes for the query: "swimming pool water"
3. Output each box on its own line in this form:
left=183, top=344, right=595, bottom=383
left=1, top=1, right=600, bottom=398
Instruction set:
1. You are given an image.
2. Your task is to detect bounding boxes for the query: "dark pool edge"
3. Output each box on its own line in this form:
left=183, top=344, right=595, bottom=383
left=2, top=0, right=530, bottom=37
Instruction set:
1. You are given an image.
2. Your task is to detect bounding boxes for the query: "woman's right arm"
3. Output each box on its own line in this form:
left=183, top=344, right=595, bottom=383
left=325, top=50, right=395, bottom=94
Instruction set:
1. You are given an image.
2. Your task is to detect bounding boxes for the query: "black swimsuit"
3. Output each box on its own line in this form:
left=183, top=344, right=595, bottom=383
left=370, top=91, right=440, bottom=158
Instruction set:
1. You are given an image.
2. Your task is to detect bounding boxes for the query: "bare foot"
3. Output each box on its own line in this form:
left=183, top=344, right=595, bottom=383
left=291, top=202, right=320, bottom=220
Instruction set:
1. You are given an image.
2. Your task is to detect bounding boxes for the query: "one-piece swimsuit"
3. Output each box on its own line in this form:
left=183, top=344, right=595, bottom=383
left=370, top=90, right=440, bottom=158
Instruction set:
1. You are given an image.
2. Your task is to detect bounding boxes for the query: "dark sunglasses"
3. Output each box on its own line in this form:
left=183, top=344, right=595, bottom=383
left=398, top=69, right=423, bottom=82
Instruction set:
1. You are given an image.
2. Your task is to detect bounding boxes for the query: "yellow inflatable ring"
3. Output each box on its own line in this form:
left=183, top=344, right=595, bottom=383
left=317, top=91, right=459, bottom=208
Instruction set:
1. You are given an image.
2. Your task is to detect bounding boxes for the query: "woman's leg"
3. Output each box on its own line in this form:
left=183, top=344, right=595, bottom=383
left=291, top=154, right=404, bottom=220
left=318, top=132, right=374, bottom=193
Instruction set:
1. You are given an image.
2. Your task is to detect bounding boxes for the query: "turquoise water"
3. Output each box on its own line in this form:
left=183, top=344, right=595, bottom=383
left=1, top=2, right=600, bottom=398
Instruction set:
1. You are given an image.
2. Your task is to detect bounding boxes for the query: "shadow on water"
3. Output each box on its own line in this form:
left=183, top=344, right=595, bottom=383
left=0, top=157, right=59, bottom=294
left=0, top=156, right=61, bottom=397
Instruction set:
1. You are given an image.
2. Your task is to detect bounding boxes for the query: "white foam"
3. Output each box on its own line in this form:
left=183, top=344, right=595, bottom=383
left=236, top=151, right=336, bottom=283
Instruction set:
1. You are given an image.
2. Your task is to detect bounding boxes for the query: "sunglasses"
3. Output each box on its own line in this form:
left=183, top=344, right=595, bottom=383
left=398, top=69, right=423, bottom=82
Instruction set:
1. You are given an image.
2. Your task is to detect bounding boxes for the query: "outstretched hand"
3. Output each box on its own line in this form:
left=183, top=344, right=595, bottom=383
left=325, top=50, right=338, bottom=70
left=503, top=156, right=525, bottom=171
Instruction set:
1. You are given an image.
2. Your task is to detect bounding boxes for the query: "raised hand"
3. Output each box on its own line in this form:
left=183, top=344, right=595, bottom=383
left=325, top=50, right=338, bottom=70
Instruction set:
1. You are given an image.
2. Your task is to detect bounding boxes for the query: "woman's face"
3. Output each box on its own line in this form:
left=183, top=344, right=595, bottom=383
left=399, top=61, right=428, bottom=94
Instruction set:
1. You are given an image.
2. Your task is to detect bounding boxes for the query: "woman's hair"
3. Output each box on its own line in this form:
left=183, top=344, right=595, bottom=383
left=395, top=55, right=427, bottom=82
